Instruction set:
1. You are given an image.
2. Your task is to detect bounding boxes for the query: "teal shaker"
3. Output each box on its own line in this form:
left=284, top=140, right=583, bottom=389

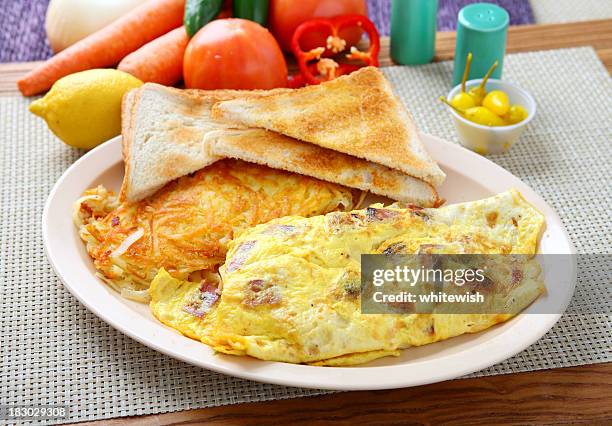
left=391, top=0, right=439, bottom=65
left=452, top=3, right=509, bottom=85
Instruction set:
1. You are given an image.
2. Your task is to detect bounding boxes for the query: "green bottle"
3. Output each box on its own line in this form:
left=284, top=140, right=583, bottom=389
left=391, top=0, right=439, bottom=65
left=452, top=3, right=509, bottom=85
left=233, top=0, right=270, bottom=26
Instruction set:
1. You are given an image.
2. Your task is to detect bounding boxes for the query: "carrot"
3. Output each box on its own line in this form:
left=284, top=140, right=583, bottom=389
left=118, top=27, right=189, bottom=86
left=17, top=0, right=185, bottom=96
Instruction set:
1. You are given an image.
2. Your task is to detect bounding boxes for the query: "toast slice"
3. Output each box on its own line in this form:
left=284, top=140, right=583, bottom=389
left=211, top=67, right=446, bottom=186
left=204, top=129, right=439, bottom=206
left=120, top=83, right=288, bottom=202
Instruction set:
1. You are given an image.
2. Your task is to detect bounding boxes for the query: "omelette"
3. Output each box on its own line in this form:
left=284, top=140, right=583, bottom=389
left=149, top=268, right=220, bottom=344
left=74, top=159, right=357, bottom=301
left=150, top=189, right=546, bottom=365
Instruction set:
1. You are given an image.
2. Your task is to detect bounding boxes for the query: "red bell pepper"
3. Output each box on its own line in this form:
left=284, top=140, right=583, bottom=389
left=290, top=14, right=380, bottom=86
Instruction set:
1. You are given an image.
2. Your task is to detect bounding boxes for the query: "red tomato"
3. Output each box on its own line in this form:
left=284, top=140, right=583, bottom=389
left=184, top=19, right=288, bottom=90
left=269, top=0, right=368, bottom=52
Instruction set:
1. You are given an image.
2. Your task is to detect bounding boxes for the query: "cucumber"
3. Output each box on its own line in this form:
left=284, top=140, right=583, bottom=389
left=233, top=0, right=270, bottom=26
left=184, top=0, right=223, bottom=37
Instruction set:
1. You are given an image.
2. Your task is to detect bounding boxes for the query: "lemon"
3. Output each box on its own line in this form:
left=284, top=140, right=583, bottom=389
left=29, top=69, right=142, bottom=149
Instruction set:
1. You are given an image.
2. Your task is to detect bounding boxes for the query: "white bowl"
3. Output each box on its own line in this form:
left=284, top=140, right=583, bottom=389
left=446, top=78, right=536, bottom=155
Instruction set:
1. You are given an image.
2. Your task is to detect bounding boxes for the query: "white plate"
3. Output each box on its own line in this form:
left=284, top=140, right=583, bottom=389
left=43, top=134, right=575, bottom=390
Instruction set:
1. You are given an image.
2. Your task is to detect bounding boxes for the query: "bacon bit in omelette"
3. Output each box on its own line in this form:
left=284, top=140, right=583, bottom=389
left=486, top=211, right=498, bottom=227
left=511, top=269, right=524, bottom=286
left=111, top=216, right=120, bottom=227
left=202, top=281, right=220, bottom=294
left=183, top=282, right=219, bottom=318
left=366, top=207, right=400, bottom=222
left=427, top=323, right=436, bottom=335
left=326, top=208, right=400, bottom=233
left=249, top=279, right=264, bottom=292
left=383, top=242, right=406, bottom=256
left=226, top=241, right=256, bottom=272
left=262, top=224, right=299, bottom=236
left=410, top=209, right=430, bottom=221
left=511, top=217, right=519, bottom=227
left=325, top=212, right=357, bottom=233
left=343, top=282, right=360, bottom=298
left=243, top=279, right=281, bottom=307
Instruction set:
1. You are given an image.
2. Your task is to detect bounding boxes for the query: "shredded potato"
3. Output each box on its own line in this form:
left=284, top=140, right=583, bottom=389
left=76, top=160, right=355, bottom=302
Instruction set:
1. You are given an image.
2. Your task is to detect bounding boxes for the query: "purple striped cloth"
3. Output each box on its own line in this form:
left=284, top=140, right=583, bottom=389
left=0, top=0, right=534, bottom=63
left=367, top=0, right=534, bottom=35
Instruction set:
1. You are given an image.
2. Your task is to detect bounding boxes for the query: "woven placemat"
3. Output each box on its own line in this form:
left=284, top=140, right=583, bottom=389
left=532, top=0, right=612, bottom=23
left=0, top=47, right=610, bottom=425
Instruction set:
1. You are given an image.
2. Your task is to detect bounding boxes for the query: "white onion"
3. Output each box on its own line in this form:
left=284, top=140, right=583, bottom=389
left=111, top=228, right=144, bottom=258
left=45, top=0, right=149, bottom=53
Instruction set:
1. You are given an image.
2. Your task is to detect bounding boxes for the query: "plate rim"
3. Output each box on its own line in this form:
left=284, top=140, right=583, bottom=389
left=42, top=134, right=576, bottom=390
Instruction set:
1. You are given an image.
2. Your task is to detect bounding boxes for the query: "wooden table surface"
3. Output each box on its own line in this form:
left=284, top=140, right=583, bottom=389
left=79, top=363, right=612, bottom=426
left=2, top=19, right=610, bottom=426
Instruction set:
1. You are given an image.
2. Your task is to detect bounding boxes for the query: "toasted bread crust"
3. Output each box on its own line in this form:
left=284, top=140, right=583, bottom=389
left=119, top=89, right=138, bottom=202
left=119, top=84, right=290, bottom=202
left=206, top=129, right=439, bottom=206
left=212, top=67, right=446, bottom=186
